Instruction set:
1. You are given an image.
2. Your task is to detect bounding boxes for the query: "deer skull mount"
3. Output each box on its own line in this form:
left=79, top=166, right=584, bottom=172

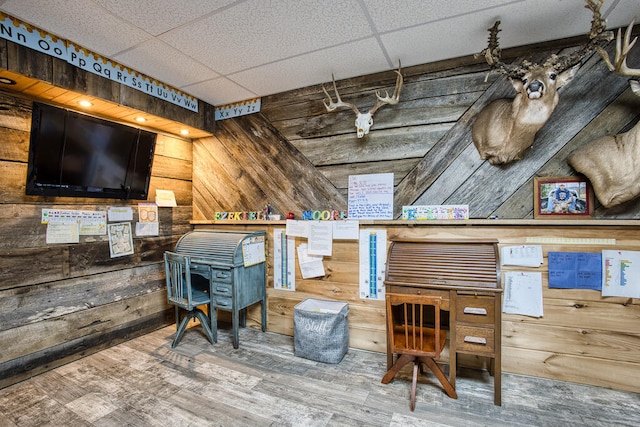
left=322, top=62, right=403, bottom=138
left=568, top=19, right=640, bottom=208
left=472, top=0, right=612, bottom=165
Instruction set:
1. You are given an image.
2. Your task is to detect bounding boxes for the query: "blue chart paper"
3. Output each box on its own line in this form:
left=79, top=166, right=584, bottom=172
left=548, top=252, right=602, bottom=290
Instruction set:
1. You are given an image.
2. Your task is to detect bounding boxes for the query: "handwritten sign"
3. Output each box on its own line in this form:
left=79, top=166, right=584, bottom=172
left=548, top=252, right=601, bottom=290
left=348, top=173, right=394, bottom=220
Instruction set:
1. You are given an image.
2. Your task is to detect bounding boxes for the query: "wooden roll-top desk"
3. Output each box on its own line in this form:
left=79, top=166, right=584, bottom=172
left=384, top=238, right=502, bottom=405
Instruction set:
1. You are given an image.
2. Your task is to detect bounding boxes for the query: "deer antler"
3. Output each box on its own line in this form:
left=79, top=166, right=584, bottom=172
left=596, top=18, right=640, bottom=76
left=546, top=0, right=613, bottom=71
left=477, top=21, right=530, bottom=79
left=478, top=0, right=613, bottom=75
left=322, top=75, right=360, bottom=114
left=369, top=61, right=403, bottom=115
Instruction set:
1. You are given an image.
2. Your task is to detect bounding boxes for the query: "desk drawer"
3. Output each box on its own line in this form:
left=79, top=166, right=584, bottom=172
left=456, top=325, right=495, bottom=355
left=211, top=283, right=232, bottom=296
left=456, top=295, right=495, bottom=325
left=211, top=269, right=232, bottom=283
left=213, top=295, right=232, bottom=309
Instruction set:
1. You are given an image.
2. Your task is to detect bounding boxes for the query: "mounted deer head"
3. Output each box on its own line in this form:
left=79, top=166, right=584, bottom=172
left=568, top=19, right=640, bottom=208
left=472, top=0, right=612, bottom=165
left=322, top=62, right=403, bottom=138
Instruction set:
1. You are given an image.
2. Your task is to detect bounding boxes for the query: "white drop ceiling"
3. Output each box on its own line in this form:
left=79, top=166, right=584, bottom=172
left=0, top=0, right=638, bottom=107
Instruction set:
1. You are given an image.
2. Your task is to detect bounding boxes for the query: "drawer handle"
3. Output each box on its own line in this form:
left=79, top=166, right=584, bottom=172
left=464, top=336, right=487, bottom=345
left=215, top=286, right=229, bottom=293
left=463, top=307, right=487, bottom=315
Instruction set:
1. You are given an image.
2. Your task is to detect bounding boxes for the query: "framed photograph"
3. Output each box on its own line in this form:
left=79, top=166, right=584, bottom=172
left=533, top=176, right=594, bottom=219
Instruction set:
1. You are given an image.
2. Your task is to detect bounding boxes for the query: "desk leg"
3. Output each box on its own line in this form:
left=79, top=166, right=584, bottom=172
left=232, top=309, right=240, bottom=349
left=494, top=294, right=502, bottom=406
left=208, top=278, right=218, bottom=343
left=261, top=295, right=267, bottom=332
left=449, top=290, right=457, bottom=389
left=385, top=305, right=392, bottom=370
left=210, top=304, right=218, bottom=343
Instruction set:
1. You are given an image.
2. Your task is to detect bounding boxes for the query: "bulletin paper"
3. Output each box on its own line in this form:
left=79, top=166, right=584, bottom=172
left=602, top=250, right=640, bottom=298
left=359, top=229, right=387, bottom=300
left=307, top=220, right=333, bottom=256
left=297, top=243, right=325, bottom=279
left=348, top=173, right=394, bottom=220
left=273, top=229, right=295, bottom=291
left=548, top=252, right=601, bottom=290
left=503, top=271, right=543, bottom=317
left=501, top=245, right=543, bottom=267
left=107, top=222, right=134, bottom=258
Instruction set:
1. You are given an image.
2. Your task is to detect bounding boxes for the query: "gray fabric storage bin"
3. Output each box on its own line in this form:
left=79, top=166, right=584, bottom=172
left=294, top=299, right=349, bottom=363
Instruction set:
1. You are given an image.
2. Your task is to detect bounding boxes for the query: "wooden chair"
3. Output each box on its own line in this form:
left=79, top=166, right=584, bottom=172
left=381, top=293, right=457, bottom=411
left=164, top=251, right=215, bottom=348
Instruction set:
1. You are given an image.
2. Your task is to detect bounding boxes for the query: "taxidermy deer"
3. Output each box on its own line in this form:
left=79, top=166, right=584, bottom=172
left=322, top=62, right=403, bottom=138
left=568, top=19, right=640, bottom=208
left=472, top=0, right=612, bottom=165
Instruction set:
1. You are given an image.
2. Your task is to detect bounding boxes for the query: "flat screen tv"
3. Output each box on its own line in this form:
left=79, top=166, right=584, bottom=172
left=26, top=102, right=157, bottom=200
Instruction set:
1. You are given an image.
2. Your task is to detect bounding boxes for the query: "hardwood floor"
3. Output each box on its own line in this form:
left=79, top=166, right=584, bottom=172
left=0, top=323, right=638, bottom=427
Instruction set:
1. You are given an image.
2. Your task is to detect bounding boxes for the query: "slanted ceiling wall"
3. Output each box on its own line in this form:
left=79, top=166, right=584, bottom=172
left=192, top=31, right=640, bottom=394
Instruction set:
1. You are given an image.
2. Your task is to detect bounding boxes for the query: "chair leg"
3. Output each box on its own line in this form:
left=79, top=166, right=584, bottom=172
left=174, top=306, right=180, bottom=331
left=419, top=357, right=458, bottom=399
left=172, top=312, right=194, bottom=348
left=381, top=354, right=415, bottom=384
left=194, top=308, right=216, bottom=345
left=410, top=360, right=419, bottom=411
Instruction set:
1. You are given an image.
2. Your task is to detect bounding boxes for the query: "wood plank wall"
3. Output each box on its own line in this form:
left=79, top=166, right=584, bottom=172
left=191, top=30, right=640, bottom=393
left=0, top=90, right=192, bottom=388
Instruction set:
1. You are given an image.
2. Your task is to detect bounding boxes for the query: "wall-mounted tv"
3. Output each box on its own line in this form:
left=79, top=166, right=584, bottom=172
left=26, top=102, right=157, bottom=200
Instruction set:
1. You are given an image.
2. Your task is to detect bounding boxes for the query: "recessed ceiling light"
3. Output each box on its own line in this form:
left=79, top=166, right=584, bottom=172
left=0, top=77, right=16, bottom=85
left=180, top=129, right=189, bottom=135
left=135, top=117, right=146, bottom=122
left=78, top=100, right=93, bottom=107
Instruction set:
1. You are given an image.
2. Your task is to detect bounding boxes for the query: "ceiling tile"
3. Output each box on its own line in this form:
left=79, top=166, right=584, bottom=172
left=231, top=38, right=391, bottom=99
left=0, top=0, right=150, bottom=56
left=183, top=77, right=258, bottom=106
left=158, top=0, right=373, bottom=75
left=363, top=0, right=510, bottom=33
left=93, top=0, right=237, bottom=36
left=113, top=38, right=219, bottom=90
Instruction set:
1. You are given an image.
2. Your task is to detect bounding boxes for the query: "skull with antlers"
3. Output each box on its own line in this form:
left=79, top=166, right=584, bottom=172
left=322, top=62, right=403, bottom=138
left=471, top=0, right=613, bottom=165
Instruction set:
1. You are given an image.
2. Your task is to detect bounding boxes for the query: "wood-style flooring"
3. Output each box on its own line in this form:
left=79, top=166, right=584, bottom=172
left=0, top=323, right=638, bottom=427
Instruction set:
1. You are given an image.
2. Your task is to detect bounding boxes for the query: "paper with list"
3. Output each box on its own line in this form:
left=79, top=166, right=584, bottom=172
left=501, top=245, right=543, bottom=267
left=503, top=271, right=543, bottom=317
left=602, top=250, right=640, bottom=298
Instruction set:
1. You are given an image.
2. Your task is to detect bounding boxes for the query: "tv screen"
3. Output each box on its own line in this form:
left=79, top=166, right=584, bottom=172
left=26, top=102, right=157, bottom=200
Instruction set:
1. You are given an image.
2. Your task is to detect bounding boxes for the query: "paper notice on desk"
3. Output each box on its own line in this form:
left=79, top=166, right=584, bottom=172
left=501, top=245, right=543, bottom=267
left=503, top=271, right=543, bottom=317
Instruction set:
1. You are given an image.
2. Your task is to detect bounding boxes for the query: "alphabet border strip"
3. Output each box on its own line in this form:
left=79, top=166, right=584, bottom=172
left=0, top=13, right=199, bottom=112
